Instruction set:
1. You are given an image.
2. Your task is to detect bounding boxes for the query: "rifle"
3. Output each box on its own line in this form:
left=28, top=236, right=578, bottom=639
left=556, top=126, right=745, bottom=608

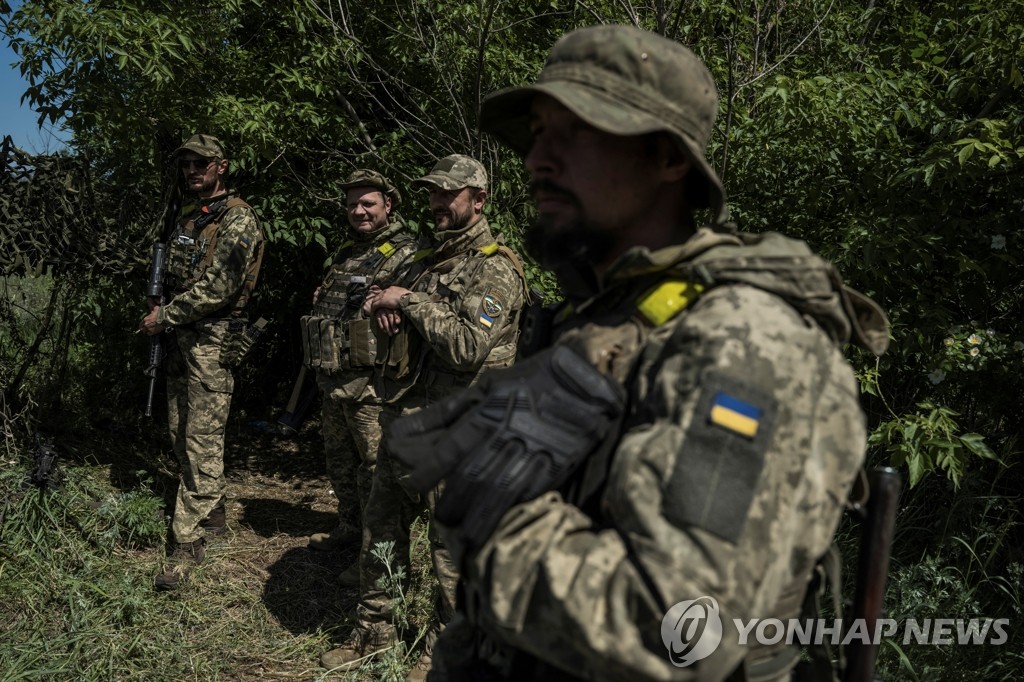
left=277, top=366, right=319, bottom=435
left=844, top=467, right=902, bottom=682
left=276, top=274, right=366, bottom=434
left=144, top=242, right=167, bottom=417
left=143, top=187, right=181, bottom=417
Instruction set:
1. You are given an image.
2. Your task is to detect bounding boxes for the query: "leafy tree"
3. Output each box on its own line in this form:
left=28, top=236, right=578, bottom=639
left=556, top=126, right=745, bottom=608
left=3, top=0, right=1022, bottom=677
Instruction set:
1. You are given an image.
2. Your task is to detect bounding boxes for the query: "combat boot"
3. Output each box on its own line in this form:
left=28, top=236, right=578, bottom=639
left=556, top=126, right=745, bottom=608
left=155, top=538, right=206, bottom=591
left=200, top=502, right=227, bottom=536
left=320, top=623, right=397, bottom=671
left=308, top=523, right=360, bottom=551
left=337, top=560, right=361, bottom=588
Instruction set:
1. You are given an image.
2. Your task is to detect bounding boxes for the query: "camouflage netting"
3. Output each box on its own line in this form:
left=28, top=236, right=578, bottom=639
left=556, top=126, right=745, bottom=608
left=1, top=135, right=145, bottom=277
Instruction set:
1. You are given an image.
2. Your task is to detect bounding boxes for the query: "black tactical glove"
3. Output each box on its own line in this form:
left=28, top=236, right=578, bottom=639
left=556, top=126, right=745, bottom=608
left=387, top=345, right=625, bottom=557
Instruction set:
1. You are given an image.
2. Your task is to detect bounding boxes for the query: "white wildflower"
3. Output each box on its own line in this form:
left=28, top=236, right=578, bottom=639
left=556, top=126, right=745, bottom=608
left=991, top=235, right=1006, bottom=250
left=927, top=369, right=946, bottom=385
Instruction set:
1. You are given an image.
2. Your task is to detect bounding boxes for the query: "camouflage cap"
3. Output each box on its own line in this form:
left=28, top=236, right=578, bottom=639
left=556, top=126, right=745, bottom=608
left=339, top=168, right=402, bottom=206
left=174, top=133, right=226, bottom=159
left=480, top=25, right=727, bottom=224
left=413, top=154, right=488, bottom=192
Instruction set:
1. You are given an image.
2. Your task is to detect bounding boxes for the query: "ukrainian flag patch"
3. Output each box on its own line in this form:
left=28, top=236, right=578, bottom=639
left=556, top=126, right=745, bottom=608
left=478, top=312, right=494, bottom=329
left=238, top=237, right=251, bottom=250
left=709, top=392, right=761, bottom=438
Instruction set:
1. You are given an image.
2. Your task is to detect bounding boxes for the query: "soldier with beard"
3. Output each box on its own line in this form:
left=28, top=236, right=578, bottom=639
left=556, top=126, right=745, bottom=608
left=302, top=170, right=427, bottom=592
left=139, top=134, right=265, bottom=590
left=385, top=26, right=890, bottom=682
left=317, top=155, right=527, bottom=680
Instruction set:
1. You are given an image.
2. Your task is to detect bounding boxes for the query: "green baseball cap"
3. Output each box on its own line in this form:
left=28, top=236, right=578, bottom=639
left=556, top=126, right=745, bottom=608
left=413, top=154, right=488, bottom=192
left=480, top=25, right=728, bottom=224
left=174, top=133, right=226, bottom=159
left=340, top=168, right=402, bottom=206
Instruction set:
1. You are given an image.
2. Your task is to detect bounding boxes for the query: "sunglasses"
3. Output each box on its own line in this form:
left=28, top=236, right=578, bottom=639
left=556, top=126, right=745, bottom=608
left=179, top=158, right=216, bottom=170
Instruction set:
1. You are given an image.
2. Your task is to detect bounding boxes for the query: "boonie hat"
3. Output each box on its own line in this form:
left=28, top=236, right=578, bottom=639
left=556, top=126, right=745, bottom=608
left=340, top=169, right=402, bottom=206
left=413, top=154, right=488, bottom=192
left=174, top=133, right=226, bottom=159
left=480, top=25, right=728, bottom=224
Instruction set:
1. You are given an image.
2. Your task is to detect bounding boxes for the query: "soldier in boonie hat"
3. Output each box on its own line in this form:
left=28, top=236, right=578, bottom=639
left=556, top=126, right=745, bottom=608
left=412, top=154, right=488, bottom=193
left=340, top=168, right=402, bottom=207
left=481, top=24, right=727, bottom=225
left=174, top=133, right=227, bottom=160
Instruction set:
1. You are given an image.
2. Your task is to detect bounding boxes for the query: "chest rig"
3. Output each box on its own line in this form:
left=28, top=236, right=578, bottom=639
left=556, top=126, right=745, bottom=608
left=164, top=194, right=262, bottom=313
left=301, top=234, right=421, bottom=374
left=375, top=242, right=525, bottom=394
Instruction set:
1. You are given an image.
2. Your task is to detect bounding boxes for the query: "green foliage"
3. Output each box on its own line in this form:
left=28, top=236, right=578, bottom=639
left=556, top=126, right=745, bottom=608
left=3, top=0, right=1023, bottom=679
left=869, top=401, right=998, bottom=488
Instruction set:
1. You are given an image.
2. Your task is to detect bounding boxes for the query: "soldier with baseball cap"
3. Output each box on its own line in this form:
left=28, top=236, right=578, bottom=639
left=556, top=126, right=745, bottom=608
left=318, top=154, right=527, bottom=678
left=385, top=25, right=889, bottom=681
left=301, top=168, right=427, bottom=594
left=140, top=133, right=266, bottom=590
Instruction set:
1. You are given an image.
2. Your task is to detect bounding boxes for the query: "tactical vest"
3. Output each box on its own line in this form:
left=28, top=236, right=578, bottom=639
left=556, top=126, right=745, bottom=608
left=165, top=194, right=264, bottom=315
left=301, top=232, right=422, bottom=374
left=500, top=232, right=886, bottom=682
left=376, top=241, right=527, bottom=392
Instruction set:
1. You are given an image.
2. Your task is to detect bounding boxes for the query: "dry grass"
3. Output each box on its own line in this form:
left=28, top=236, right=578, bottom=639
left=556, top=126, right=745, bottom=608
left=0, top=413, right=434, bottom=681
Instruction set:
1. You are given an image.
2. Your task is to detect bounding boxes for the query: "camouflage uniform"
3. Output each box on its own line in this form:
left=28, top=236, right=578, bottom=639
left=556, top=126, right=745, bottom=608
left=358, top=158, right=527, bottom=643
left=302, top=170, right=425, bottom=546
left=386, top=27, right=890, bottom=682
left=159, top=140, right=265, bottom=546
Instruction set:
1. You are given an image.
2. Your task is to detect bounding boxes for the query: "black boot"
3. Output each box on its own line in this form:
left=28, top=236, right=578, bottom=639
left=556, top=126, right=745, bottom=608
left=200, top=502, right=227, bottom=536
left=155, top=538, right=206, bottom=590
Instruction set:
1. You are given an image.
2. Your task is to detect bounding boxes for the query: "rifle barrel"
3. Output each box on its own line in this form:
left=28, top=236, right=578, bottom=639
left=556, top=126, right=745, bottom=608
left=845, top=466, right=901, bottom=682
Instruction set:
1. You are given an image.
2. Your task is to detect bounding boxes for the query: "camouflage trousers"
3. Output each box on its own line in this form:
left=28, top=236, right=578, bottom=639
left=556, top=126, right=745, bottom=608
left=356, top=393, right=459, bottom=640
left=165, top=320, right=234, bottom=544
left=316, top=372, right=382, bottom=538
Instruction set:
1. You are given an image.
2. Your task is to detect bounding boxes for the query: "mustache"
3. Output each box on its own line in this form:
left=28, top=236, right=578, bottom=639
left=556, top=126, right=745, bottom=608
left=529, top=179, right=578, bottom=203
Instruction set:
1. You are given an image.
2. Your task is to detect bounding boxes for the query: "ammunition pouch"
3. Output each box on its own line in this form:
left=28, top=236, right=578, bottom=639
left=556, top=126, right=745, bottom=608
left=301, top=313, right=383, bottom=373
left=301, top=315, right=345, bottom=372
left=347, top=318, right=379, bottom=368
left=220, top=317, right=268, bottom=368
left=376, top=325, right=422, bottom=381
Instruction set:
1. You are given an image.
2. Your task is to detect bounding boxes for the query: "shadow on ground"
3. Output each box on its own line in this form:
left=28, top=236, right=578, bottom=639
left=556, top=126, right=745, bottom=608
left=236, top=495, right=336, bottom=538
left=262, top=544, right=360, bottom=637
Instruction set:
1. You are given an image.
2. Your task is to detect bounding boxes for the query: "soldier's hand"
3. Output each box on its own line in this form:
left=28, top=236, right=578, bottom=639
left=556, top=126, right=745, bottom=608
left=368, top=286, right=411, bottom=312
left=361, top=285, right=382, bottom=316
left=374, top=308, right=403, bottom=336
left=139, top=307, right=166, bottom=336
left=387, top=345, right=625, bottom=564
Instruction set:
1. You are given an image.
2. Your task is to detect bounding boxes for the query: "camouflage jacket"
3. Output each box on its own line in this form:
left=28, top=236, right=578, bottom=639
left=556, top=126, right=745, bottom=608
left=454, top=228, right=889, bottom=681
left=158, top=193, right=264, bottom=327
left=308, top=215, right=427, bottom=401
left=387, top=215, right=527, bottom=400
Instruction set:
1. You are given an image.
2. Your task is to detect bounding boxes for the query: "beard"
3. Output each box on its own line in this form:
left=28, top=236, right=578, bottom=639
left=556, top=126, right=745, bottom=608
left=435, top=208, right=471, bottom=233
left=524, top=180, right=616, bottom=272
left=189, top=174, right=219, bottom=196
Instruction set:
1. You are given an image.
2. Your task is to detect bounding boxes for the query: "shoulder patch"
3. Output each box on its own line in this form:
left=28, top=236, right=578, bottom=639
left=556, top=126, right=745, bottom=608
left=709, top=392, right=761, bottom=438
left=478, top=289, right=506, bottom=330
left=663, top=370, right=777, bottom=544
left=636, top=279, right=705, bottom=326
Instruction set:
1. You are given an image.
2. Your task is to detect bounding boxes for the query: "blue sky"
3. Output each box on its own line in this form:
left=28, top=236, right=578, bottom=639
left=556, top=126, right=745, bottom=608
left=2, top=1, right=70, bottom=154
